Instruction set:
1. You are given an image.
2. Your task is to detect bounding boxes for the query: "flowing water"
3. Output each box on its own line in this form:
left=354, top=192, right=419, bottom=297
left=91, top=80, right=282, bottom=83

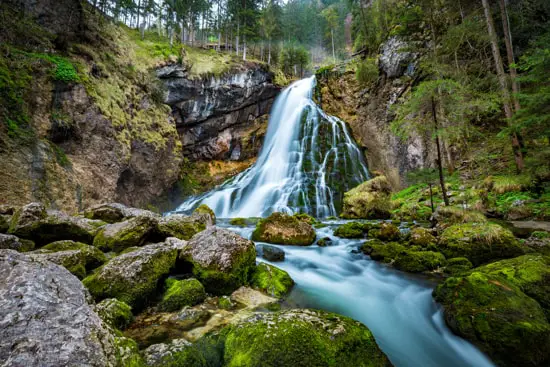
left=175, top=77, right=496, bottom=366
left=176, top=76, right=369, bottom=218
left=224, top=221, right=495, bottom=367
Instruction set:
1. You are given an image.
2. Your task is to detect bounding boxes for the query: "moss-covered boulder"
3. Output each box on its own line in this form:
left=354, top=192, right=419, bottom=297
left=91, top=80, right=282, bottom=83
left=438, top=223, right=524, bottom=266
left=252, top=212, right=316, bottom=246
left=475, top=254, right=550, bottom=317
left=158, top=278, right=206, bottom=312
left=0, top=233, right=34, bottom=252
left=393, top=251, right=446, bottom=273
left=193, top=204, right=216, bottom=226
left=229, top=217, right=248, bottom=227
left=334, top=222, right=367, bottom=238
left=29, top=249, right=89, bottom=279
left=9, top=203, right=105, bottom=246
left=443, top=257, right=473, bottom=276
left=156, top=214, right=210, bottom=241
left=250, top=262, right=294, bottom=298
left=434, top=272, right=550, bottom=367
left=94, top=298, right=134, bottom=331
left=42, top=240, right=107, bottom=270
left=409, top=227, right=436, bottom=248
left=84, top=202, right=160, bottom=224
left=432, top=206, right=487, bottom=227
left=341, top=176, right=392, bottom=219
left=180, top=227, right=256, bottom=295
left=222, top=309, right=392, bottom=367
left=83, top=240, right=184, bottom=310
left=368, top=222, right=401, bottom=241
left=93, top=216, right=157, bottom=252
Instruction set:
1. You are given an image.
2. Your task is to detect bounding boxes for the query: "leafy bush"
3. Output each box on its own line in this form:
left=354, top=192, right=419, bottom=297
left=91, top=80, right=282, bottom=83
left=355, top=58, right=378, bottom=87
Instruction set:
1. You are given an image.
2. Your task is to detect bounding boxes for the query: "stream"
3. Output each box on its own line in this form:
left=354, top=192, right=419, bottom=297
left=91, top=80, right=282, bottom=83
left=175, top=77, right=496, bottom=366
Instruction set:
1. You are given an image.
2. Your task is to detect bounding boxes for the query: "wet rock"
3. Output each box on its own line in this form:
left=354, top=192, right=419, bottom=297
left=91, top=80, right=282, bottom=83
left=156, top=63, right=188, bottom=79
left=0, top=249, right=124, bottom=366
left=341, top=176, right=392, bottom=219
left=250, top=262, right=294, bottom=298
left=83, top=202, right=161, bottom=223
left=142, top=339, right=193, bottom=366
left=230, top=286, right=278, bottom=308
left=316, top=237, right=333, bottom=247
left=368, top=222, right=401, bottom=241
left=434, top=271, right=550, bottom=367
left=181, top=227, right=256, bottom=295
left=334, top=221, right=367, bottom=238
left=222, top=309, right=392, bottom=367
left=83, top=240, right=183, bottom=310
left=0, top=233, right=34, bottom=252
left=438, top=223, right=524, bottom=266
left=252, top=212, right=316, bottom=246
left=94, top=298, right=134, bottom=331
left=93, top=215, right=157, bottom=252
left=158, top=278, right=206, bottom=312
left=9, top=203, right=105, bottom=246
left=260, top=244, right=285, bottom=261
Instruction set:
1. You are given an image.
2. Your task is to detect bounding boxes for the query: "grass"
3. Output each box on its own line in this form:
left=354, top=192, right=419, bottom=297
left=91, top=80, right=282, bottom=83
left=484, top=175, right=532, bottom=194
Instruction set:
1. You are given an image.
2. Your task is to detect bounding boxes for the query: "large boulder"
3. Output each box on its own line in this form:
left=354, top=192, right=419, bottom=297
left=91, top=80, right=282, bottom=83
left=93, top=215, right=158, bottom=252
left=36, top=240, right=107, bottom=273
left=29, top=249, right=89, bottom=279
left=84, top=202, right=160, bottom=223
left=250, top=262, right=294, bottom=298
left=156, top=213, right=212, bottom=241
left=222, top=309, right=392, bottom=367
left=0, top=249, right=137, bottom=366
left=8, top=203, right=105, bottom=246
left=83, top=239, right=186, bottom=310
left=438, top=223, right=524, bottom=266
left=434, top=271, right=550, bottom=367
left=341, top=176, right=392, bottom=219
left=475, top=254, right=550, bottom=317
left=251, top=212, right=316, bottom=246
left=94, top=298, right=134, bottom=331
left=0, top=233, right=34, bottom=252
left=181, top=227, right=256, bottom=295
left=368, top=222, right=401, bottom=241
left=334, top=222, right=367, bottom=238
left=361, top=241, right=446, bottom=273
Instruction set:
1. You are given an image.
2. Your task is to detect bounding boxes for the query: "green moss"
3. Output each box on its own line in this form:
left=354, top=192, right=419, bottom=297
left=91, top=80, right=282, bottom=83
left=93, top=216, right=155, bottom=252
left=156, top=216, right=206, bottom=241
left=532, top=231, right=550, bottom=239
left=361, top=241, right=406, bottom=262
left=218, top=296, right=234, bottom=310
left=250, top=263, right=294, bottom=298
left=252, top=212, right=316, bottom=246
left=341, top=176, right=392, bottom=219
left=434, top=271, right=550, bottom=367
left=158, top=278, right=206, bottom=312
left=115, top=336, right=146, bottom=367
left=222, top=310, right=391, bottom=367
left=439, top=223, right=524, bottom=266
left=193, top=205, right=216, bottom=222
left=408, top=227, right=436, bottom=248
left=43, top=240, right=107, bottom=271
left=229, top=218, right=248, bottom=227
left=434, top=206, right=487, bottom=226
left=334, top=222, right=367, bottom=238
left=444, top=257, right=473, bottom=276
left=393, top=251, right=446, bottom=273
left=95, top=298, right=134, bottom=330
left=368, top=222, right=401, bottom=241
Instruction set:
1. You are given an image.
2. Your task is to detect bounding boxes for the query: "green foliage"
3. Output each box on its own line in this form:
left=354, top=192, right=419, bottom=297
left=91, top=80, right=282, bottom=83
left=355, top=58, right=378, bottom=87
left=279, top=43, right=309, bottom=77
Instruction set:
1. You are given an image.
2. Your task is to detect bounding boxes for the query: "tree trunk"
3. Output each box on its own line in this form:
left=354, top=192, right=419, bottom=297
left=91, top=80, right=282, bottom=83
left=268, top=40, right=271, bottom=65
left=429, top=183, right=435, bottom=214
left=331, top=28, right=336, bottom=62
left=432, top=97, right=449, bottom=206
left=481, top=0, right=524, bottom=172
left=236, top=23, right=240, bottom=56
left=498, top=0, right=520, bottom=112
left=243, top=35, right=247, bottom=60
left=136, top=0, right=141, bottom=30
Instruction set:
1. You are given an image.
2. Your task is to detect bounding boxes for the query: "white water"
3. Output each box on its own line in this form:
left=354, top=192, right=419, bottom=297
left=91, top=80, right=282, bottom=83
left=225, top=221, right=496, bottom=367
left=176, top=76, right=369, bottom=218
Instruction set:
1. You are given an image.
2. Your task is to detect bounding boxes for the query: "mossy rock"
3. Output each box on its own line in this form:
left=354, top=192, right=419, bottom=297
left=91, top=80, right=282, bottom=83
left=193, top=204, right=216, bottom=225
left=443, top=257, right=473, bottom=276
left=42, top=240, right=107, bottom=271
left=158, top=278, right=206, bottom=312
left=83, top=242, right=179, bottom=310
left=83, top=203, right=160, bottom=224
left=475, top=254, right=550, bottom=318
left=361, top=241, right=406, bottom=262
left=433, top=206, right=487, bottom=227
left=250, top=262, right=294, bottom=298
left=94, top=298, right=134, bottom=331
left=222, top=309, right=392, bottom=367
left=341, top=176, right=392, bottom=220
left=181, top=227, right=256, bottom=295
left=334, top=222, right=367, bottom=238
left=393, top=251, right=446, bottom=273
left=409, top=227, right=436, bottom=248
left=229, top=218, right=248, bottom=227
left=260, top=244, right=285, bottom=262
left=251, top=212, right=316, bottom=246
left=438, top=223, right=524, bottom=266
left=114, top=336, right=146, bottom=367
left=0, top=233, right=35, bottom=252
left=368, top=222, right=401, bottom=241
left=156, top=214, right=207, bottom=241
left=434, top=272, right=550, bottom=367
left=93, top=216, right=157, bottom=252
left=0, top=215, right=9, bottom=233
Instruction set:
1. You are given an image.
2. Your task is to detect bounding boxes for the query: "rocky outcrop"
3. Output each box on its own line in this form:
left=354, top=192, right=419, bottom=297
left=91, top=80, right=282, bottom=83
left=161, top=64, right=279, bottom=161
left=341, top=176, right=392, bottom=219
left=0, top=250, right=125, bottom=366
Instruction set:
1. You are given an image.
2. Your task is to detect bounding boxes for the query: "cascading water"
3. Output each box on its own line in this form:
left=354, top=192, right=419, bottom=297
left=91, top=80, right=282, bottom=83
left=176, top=76, right=369, bottom=218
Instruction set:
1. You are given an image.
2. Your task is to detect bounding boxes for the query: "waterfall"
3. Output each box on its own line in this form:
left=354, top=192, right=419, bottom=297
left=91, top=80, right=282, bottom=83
left=175, top=76, right=369, bottom=218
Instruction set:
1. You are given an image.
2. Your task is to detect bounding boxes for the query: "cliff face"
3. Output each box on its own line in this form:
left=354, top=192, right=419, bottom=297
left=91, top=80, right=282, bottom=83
left=160, top=64, right=279, bottom=161
left=316, top=38, right=442, bottom=188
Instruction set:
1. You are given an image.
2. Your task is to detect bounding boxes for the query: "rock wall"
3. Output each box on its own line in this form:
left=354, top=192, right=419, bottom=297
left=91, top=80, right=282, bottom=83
left=316, top=38, right=443, bottom=188
left=160, top=65, right=279, bottom=161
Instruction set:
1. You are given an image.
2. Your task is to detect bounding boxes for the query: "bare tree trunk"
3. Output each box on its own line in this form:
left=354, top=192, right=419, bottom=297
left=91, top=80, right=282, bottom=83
left=498, top=0, right=520, bottom=111
left=331, top=28, right=336, bottom=62
left=432, top=97, right=449, bottom=206
left=236, top=23, right=240, bottom=56
left=481, top=0, right=524, bottom=172
left=268, top=39, right=271, bottom=65
left=243, top=35, right=247, bottom=60
left=136, top=0, right=141, bottom=30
